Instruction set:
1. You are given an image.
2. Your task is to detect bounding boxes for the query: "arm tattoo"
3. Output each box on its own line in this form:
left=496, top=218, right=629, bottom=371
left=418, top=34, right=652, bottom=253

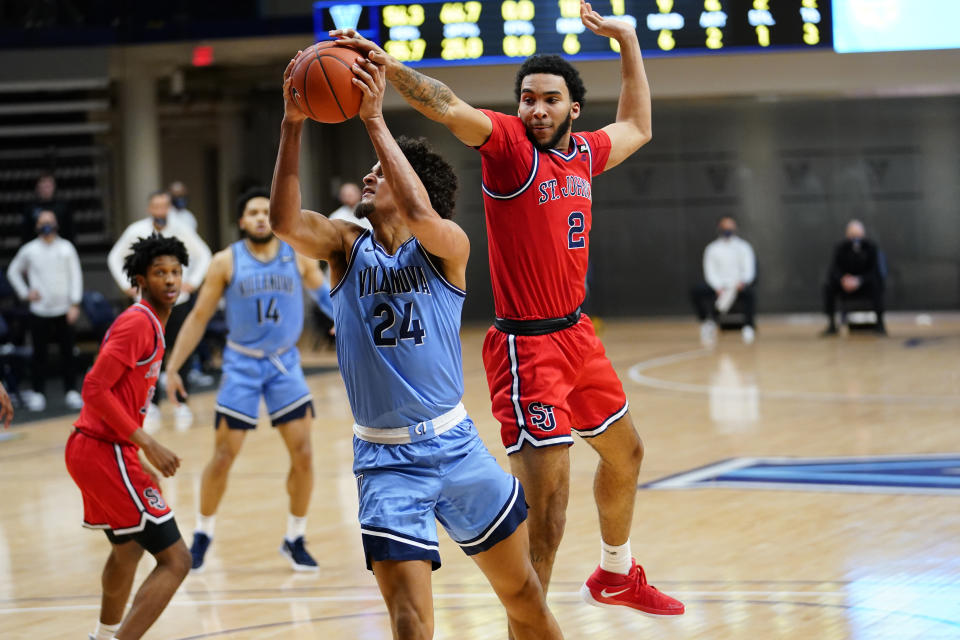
left=393, top=66, right=454, bottom=117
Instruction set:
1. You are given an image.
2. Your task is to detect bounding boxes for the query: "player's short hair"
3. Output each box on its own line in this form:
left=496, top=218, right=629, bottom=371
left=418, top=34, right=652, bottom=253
left=147, top=189, right=170, bottom=202
left=236, top=186, right=270, bottom=219
left=397, top=136, right=458, bottom=220
left=123, top=233, right=189, bottom=287
left=515, top=54, right=587, bottom=106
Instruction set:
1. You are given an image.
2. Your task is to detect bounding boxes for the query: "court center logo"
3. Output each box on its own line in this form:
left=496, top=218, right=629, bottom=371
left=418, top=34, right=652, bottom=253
left=527, top=402, right=557, bottom=431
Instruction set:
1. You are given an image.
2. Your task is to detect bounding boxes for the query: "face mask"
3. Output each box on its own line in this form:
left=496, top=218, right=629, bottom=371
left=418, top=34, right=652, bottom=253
left=152, top=216, right=167, bottom=229
left=171, top=196, right=187, bottom=210
left=720, top=229, right=735, bottom=238
left=37, top=224, right=56, bottom=236
left=851, top=239, right=862, bottom=250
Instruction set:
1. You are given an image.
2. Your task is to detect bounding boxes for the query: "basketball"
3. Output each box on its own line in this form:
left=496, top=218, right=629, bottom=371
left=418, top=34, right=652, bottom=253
left=289, top=41, right=364, bottom=124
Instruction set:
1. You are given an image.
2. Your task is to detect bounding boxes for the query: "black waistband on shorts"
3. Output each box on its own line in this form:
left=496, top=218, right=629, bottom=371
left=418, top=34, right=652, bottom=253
left=493, top=307, right=581, bottom=336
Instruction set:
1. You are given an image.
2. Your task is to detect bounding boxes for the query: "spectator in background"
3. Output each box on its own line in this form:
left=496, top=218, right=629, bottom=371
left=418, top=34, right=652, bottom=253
left=821, top=219, right=886, bottom=336
left=6, top=209, right=84, bottom=411
left=309, top=182, right=367, bottom=332
left=691, top=216, right=757, bottom=346
left=23, top=173, right=73, bottom=243
left=107, top=191, right=212, bottom=431
left=168, top=180, right=199, bottom=232
left=327, top=182, right=370, bottom=230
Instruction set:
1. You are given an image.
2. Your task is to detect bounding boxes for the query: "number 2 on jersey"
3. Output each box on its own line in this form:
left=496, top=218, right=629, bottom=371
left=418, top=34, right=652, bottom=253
left=372, top=302, right=425, bottom=347
left=256, top=297, right=280, bottom=324
left=568, top=211, right=586, bottom=249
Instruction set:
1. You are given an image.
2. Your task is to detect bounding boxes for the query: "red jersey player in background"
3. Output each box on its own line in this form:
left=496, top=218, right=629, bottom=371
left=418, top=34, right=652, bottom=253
left=65, top=233, right=192, bottom=640
left=334, top=0, right=683, bottom=619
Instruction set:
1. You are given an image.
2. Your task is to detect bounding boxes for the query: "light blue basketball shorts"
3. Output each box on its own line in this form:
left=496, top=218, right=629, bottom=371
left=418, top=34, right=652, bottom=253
left=215, top=346, right=313, bottom=430
left=353, top=416, right=527, bottom=570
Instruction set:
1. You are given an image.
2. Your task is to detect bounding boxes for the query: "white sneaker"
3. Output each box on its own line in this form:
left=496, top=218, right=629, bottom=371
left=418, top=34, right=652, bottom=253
left=25, top=391, right=46, bottom=412
left=64, top=390, right=83, bottom=410
left=143, top=402, right=162, bottom=434
left=174, top=403, right=194, bottom=432
left=742, top=325, right=755, bottom=345
left=187, top=369, right=215, bottom=386
left=700, top=321, right=717, bottom=347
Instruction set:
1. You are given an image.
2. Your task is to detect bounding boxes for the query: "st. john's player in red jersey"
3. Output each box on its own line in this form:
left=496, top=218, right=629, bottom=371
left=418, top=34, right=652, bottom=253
left=65, top=233, right=192, bottom=640
left=334, top=0, right=683, bottom=619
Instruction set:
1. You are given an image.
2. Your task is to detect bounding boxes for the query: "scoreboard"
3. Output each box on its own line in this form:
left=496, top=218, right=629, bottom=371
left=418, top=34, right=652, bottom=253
left=313, top=1, right=831, bottom=66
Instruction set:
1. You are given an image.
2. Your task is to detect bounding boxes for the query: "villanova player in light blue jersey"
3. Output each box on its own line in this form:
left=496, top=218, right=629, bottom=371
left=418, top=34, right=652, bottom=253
left=270, top=55, right=563, bottom=640
left=164, top=188, right=327, bottom=572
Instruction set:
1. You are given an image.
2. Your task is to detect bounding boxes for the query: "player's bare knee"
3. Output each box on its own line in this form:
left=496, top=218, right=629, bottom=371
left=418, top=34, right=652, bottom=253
left=211, top=446, right=238, bottom=474
left=390, top=602, right=432, bottom=640
left=500, top=568, right=545, bottom=612
left=289, top=442, right=312, bottom=471
left=157, top=541, right=192, bottom=580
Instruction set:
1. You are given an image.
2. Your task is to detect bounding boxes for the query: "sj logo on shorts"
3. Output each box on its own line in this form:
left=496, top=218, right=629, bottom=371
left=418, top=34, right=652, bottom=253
left=527, top=402, right=557, bottom=432
left=143, top=487, right=167, bottom=510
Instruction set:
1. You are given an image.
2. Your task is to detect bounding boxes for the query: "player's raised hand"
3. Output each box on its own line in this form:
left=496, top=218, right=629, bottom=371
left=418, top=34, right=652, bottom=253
left=330, top=29, right=393, bottom=68
left=352, top=59, right=386, bottom=122
left=165, top=370, right=188, bottom=405
left=581, top=0, right=634, bottom=40
left=0, top=382, right=13, bottom=429
left=282, top=53, right=308, bottom=124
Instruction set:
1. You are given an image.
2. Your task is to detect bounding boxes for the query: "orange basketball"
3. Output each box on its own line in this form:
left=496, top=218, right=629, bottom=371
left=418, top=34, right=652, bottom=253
left=289, top=42, right=364, bottom=123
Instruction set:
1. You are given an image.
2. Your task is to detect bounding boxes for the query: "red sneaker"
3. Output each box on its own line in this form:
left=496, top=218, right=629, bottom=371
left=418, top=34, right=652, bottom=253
left=580, top=559, right=685, bottom=616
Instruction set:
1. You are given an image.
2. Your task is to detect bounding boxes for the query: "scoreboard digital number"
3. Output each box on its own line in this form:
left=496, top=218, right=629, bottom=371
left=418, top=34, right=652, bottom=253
left=313, top=1, right=831, bottom=66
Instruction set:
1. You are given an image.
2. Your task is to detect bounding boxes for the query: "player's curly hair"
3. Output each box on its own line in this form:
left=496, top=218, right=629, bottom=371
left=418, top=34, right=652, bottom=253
left=397, top=136, right=458, bottom=220
left=515, top=54, right=587, bottom=106
left=122, top=233, right=189, bottom=287
left=236, top=186, right=270, bottom=219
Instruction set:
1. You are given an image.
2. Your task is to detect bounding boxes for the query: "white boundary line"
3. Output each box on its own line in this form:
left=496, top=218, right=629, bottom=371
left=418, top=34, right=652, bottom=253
left=0, top=589, right=853, bottom=614
left=627, top=349, right=960, bottom=405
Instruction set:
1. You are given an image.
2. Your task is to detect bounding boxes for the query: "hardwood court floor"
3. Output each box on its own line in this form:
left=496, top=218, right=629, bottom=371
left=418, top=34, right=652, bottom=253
left=1, top=315, right=958, bottom=639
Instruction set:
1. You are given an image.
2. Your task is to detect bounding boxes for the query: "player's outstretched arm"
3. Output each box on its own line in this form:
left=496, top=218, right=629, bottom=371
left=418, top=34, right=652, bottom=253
left=164, top=249, right=230, bottom=404
left=331, top=29, right=492, bottom=148
left=581, top=1, right=652, bottom=170
left=271, top=55, right=350, bottom=262
left=353, top=59, right=469, bottom=287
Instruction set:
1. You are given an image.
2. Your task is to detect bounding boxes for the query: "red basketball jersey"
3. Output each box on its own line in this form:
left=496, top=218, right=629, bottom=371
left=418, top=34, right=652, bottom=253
left=477, top=109, right=611, bottom=320
left=73, top=301, right=166, bottom=444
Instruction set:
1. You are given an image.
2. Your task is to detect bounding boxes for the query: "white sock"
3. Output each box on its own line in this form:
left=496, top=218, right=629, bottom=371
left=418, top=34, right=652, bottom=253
left=195, top=513, right=216, bottom=537
left=285, top=514, right=307, bottom=542
left=600, top=539, right=632, bottom=575
left=93, top=621, right=120, bottom=640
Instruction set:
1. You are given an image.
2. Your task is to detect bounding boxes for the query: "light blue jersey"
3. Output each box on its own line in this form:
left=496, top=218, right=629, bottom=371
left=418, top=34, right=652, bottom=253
left=216, top=240, right=312, bottom=430
left=225, top=240, right=303, bottom=354
left=332, top=230, right=465, bottom=428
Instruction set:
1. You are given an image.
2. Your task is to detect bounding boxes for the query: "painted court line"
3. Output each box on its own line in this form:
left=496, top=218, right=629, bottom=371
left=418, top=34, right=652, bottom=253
left=627, top=349, right=960, bottom=404
left=0, top=589, right=852, bottom=614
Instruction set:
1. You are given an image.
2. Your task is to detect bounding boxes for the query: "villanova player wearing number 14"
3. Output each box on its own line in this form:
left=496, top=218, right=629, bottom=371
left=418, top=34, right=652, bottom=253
left=334, top=0, right=683, bottom=617
left=163, top=188, right=326, bottom=572
left=271, top=50, right=563, bottom=639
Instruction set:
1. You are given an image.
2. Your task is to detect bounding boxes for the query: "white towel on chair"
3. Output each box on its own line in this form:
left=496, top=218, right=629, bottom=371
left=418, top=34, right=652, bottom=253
left=716, top=288, right=737, bottom=314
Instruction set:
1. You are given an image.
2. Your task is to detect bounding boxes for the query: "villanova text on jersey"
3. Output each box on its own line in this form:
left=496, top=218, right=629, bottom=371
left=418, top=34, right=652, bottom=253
left=236, top=273, right=297, bottom=297
left=225, top=240, right=303, bottom=354
left=357, top=264, right=431, bottom=298
left=332, top=231, right=465, bottom=429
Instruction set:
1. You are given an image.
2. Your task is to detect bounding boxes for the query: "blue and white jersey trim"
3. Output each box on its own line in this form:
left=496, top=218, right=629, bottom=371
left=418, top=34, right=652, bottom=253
left=482, top=144, right=539, bottom=200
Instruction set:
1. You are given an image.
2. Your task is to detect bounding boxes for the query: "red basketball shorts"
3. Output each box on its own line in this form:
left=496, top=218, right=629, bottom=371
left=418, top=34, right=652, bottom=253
left=65, top=430, right=173, bottom=534
left=482, top=314, right=629, bottom=454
